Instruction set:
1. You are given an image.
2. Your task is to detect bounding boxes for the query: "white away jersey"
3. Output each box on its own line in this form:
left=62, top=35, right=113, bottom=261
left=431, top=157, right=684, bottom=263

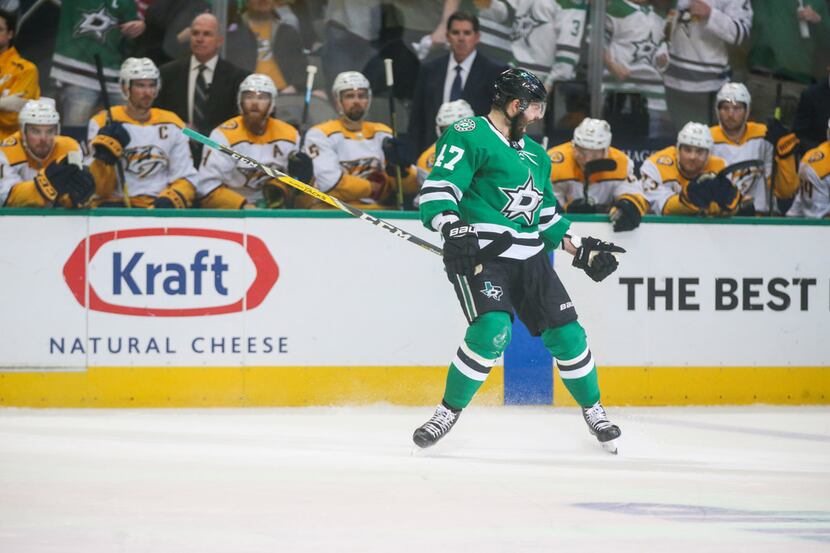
left=710, top=122, right=773, bottom=212
left=787, top=142, right=830, bottom=219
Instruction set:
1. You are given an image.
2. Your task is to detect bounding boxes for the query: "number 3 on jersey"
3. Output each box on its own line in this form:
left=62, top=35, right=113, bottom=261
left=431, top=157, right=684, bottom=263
left=434, top=144, right=465, bottom=171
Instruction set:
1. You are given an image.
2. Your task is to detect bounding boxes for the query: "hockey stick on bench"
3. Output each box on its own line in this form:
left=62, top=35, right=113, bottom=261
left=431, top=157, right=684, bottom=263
left=183, top=127, right=511, bottom=265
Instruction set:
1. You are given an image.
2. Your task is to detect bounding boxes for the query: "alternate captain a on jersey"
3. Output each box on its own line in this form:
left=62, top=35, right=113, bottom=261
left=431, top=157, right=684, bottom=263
left=414, top=99, right=475, bottom=208
left=709, top=82, right=782, bottom=214
left=788, top=118, right=830, bottom=219
left=0, top=98, right=94, bottom=208
left=196, top=74, right=313, bottom=209
left=547, top=118, right=647, bottom=231
left=642, top=122, right=741, bottom=216
left=86, top=57, right=198, bottom=208
left=301, top=71, right=417, bottom=210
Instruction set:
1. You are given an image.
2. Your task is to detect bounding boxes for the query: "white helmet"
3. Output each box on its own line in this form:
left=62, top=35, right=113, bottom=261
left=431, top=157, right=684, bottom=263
left=435, top=99, right=474, bottom=137
left=119, top=57, right=161, bottom=100
left=716, top=82, right=751, bottom=110
left=237, top=73, right=278, bottom=115
left=331, top=71, right=371, bottom=114
left=573, top=118, right=612, bottom=150
left=19, top=98, right=60, bottom=160
left=677, top=122, right=713, bottom=150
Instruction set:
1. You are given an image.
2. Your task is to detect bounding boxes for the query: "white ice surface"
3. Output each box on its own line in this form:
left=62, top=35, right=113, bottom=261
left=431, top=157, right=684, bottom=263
left=1, top=406, right=829, bottom=552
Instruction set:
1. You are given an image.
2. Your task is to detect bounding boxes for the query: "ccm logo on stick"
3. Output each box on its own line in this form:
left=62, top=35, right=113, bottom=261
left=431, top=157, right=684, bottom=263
left=63, top=228, right=278, bottom=317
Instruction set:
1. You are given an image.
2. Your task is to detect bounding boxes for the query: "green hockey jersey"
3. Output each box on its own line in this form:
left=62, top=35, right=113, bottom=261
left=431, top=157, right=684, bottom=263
left=419, top=116, right=571, bottom=260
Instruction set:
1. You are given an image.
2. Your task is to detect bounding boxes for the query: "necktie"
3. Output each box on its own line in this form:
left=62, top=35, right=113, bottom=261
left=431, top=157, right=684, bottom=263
left=193, top=64, right=209, bottom=133
left=450, top=65, right=463, bottom=101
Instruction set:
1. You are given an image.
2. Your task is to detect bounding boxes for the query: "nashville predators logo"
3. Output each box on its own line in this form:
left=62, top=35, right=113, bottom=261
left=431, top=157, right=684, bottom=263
left=239, top=162, right=285, bottom=189
left=340, top=157, right=383, bottom=177
left=125, top=145, right=168, bottom=178
left=221, top=120, right=240, bottom=130
left=426, top=152, right=436, bottom=170
left=657, top=155, right=674, bottom=166
left=2, top=136, right=17, bottom=147
left=549, top=151, right=565, bottom=164
left=807, top=150, right=825, bottom=164
left=499, top=171, right=543, bottom=226
left=74, top=7, right=119, bottom=43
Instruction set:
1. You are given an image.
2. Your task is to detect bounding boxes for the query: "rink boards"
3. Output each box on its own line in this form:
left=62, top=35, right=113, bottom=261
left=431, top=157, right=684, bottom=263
left=0, top=210, right=827, bottom=407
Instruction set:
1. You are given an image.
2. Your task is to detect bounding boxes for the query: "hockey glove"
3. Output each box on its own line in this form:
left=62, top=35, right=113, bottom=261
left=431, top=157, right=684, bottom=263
left=382, top=136, right=413, bottom=173
left=441, top=219, right=480, bottom=279
left=287, top=151, right=314, bottom=184
left=263, top=180, right=290, bottom=208
left=91, top=122, right=130, bottom=165
left=566, top=197, right=597, bottom=214
left=684, top=174, right=715, bottom=209
left=609, top=198, right=641, bottom=232
left=710, top=175, right=740, bottom=212
left=366, top=170, right=392, bottom=201
left=41, top=157, right=96, bottom=207
left=571, top=236, right=625, bottom=283
left=152, top=196, right=176, bottom=209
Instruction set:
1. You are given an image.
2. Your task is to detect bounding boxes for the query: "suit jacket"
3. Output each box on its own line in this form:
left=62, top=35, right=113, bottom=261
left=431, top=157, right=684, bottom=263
left=407, top=51, right=507, bottom=155
left=793, top=78, right=830, bottom=152
left=156, top=57, right=250, bottom=135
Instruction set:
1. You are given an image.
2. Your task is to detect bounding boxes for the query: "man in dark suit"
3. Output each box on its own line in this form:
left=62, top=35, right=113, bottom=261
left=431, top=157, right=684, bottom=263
left=407, top=11, right=508, bottom=156
left=155, top=13, right=249, bottom=163
left=793, top=65, right=830, bottom=152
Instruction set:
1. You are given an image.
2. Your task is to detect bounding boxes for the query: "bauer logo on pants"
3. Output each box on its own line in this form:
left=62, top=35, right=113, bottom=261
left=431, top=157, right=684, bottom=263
left=63, top=228, right=279, bottom=317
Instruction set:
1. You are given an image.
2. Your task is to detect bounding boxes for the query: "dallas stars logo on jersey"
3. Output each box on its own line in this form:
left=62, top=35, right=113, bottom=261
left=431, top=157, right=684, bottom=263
left=499, top=172, right=543, bottom=226
left=511, top=10, right=546, bottom=45
left=631, top=32, right=659, bottom=64
left=74, top=7, right=119, bottom=43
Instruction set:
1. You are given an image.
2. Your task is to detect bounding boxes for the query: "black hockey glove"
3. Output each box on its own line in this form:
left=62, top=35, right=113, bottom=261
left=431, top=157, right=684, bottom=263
left=287, top=151, right=314, bottom=184
left=441, top=219, right=479, bottom=279
left=153, top=196, right=176, bottom=209
left=609, top=198, right=641, bottom=232
left=764, top=117, right=789, bottom=148
left=566, top=197, right=597, bottom=214
left=91, top=121, right=130, bottom=165
left=684, top=174, right=715, bottom=209
left=44, top=158, right=95, bottom=207
left=382, top=136, right=413, bottom=173
left=571, top=236, right=625, bottom=283
left=710, top=174, right=740, bottom=212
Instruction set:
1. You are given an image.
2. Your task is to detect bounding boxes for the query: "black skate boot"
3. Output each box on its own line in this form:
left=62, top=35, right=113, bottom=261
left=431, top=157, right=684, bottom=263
left=582, top=401, right=621, bottom=455
left=413, top=403, right=461, bottom=448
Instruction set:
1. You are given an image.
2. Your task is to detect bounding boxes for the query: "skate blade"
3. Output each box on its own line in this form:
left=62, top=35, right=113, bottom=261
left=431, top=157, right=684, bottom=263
left=600, top=440, right=618, bottom=455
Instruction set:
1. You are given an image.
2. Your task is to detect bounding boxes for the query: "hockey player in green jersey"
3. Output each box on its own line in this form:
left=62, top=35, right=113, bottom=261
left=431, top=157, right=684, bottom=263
left=414, top=68, right=625, bottom=454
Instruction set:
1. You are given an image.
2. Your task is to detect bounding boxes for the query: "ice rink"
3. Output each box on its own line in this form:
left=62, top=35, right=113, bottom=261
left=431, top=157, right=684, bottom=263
left=1, top=405, right=828, bottom=552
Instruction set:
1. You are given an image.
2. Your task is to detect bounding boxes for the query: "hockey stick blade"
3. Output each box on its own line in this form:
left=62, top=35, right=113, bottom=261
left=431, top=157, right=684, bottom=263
left=718, top=159, right=764, bottom=178
left=584, top=158, right=618, bottom=178
left=183, top=127, right=443, bottom=256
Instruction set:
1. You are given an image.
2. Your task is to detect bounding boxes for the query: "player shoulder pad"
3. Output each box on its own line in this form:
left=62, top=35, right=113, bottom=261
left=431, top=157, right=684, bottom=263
left=53, top=136, right=81, bottom=158
left=266, top=118, right=300, bottom=143
left=0, top=135, right=26, bottom=165
left=607, top=146, right=633, bottom=177
left=709, top=125, right=728, bottom=144
left=803, top=143, right=830, bottom=178
left=313, top=119, right=344, bottom=138
left=417, top=144, right=437, bottom=170
left=744, top=122, right=767, bottom=141
left=707, top=154, right=727, bottom=173
left=363, top=121, right=392, bottom=138
left=148, top=108, right=186, bottom=128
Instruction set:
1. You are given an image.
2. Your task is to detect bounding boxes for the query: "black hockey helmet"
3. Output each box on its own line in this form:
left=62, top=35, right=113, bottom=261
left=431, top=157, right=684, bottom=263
left=492, top=68, right=546, bottom=111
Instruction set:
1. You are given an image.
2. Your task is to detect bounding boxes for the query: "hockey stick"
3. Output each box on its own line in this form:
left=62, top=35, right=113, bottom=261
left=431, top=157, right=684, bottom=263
left=183, top=127, right=511, bottom=263
left=298, top=65, right=317, bottom=150
left=768, top=83, right=783, bottom=216
left=93, top=54, right=131, bottom=208
left=384, top=58, right=405, bottom=211
left=569, top=157, right=618, bottom=213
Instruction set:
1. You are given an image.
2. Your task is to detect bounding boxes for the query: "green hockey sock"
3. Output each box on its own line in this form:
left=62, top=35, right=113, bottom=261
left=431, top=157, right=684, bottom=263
left=542, top=321, right=600, bottom=407
left=442, top=311, right=511, bottom=410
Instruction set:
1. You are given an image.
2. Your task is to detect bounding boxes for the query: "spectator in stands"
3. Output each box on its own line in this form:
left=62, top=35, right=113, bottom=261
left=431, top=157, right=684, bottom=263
left=547, top=118, right=648, bottom=232
left=408, top=11, right=506, bottom=156
left=793, top=65, right=830, bottom=153
left=603, top=0, right=672, bottom=138
left=155, top=13, right=249, bottom=161
left=787, top=117, right=830, bottom=219
left=86, top=57, right=197, bottom=209
left=138, top=0, right=211, bottom=66
left=225, top=0, right=309, bottom=95
left=196, top=74, right=313, bottom=209
left=663, top=0, right=752, bottom=130
left=0, top=98, right=94, bottom=208
left=0, top=9, right=39, bottom=140
left=746, top=0, right=830, bottom=127
left=50, top=0, right=145, bottom=128
left=320, top=0, right=380, bottom=87
left=641, top=121, right=741, bottom=216
left=413, top=99, right=474, bottom=208
left=476, top=0, right=514, bottom=64
left=485, top=0, right=586, bottom=91
left=708, top=82, right=787, bottom=215
left=301, top=71, right=418, bottom=210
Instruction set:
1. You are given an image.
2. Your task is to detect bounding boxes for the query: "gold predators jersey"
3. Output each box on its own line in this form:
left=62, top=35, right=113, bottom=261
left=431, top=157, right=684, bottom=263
left=197, top=116, right=300, bottom=208
left=710, top=122, right=773, bottom=212
left=788, top=142, right=830, bottom=219
left=0, top=132, right=81, bottom=207
left=547, top=142, right=648, bottom=214
left=86, top=105, right=197, bottom=204
left=301, top=118, right=417, bottom=210
left=641, top=146, right=728, bottom=215
left=413, top=143, right=437, bottom=208
left=0, top=47, right=40, bottom=140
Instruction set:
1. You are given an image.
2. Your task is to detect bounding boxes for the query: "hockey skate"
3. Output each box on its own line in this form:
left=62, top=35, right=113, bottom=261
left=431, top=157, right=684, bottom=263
left=582, top=401, right=621, bottom=455
left=413, top=404, right=461, bottom=448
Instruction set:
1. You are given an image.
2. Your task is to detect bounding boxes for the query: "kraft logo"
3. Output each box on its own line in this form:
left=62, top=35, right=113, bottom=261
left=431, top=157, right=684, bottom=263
left=63, top=228, right=278, bottom=317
